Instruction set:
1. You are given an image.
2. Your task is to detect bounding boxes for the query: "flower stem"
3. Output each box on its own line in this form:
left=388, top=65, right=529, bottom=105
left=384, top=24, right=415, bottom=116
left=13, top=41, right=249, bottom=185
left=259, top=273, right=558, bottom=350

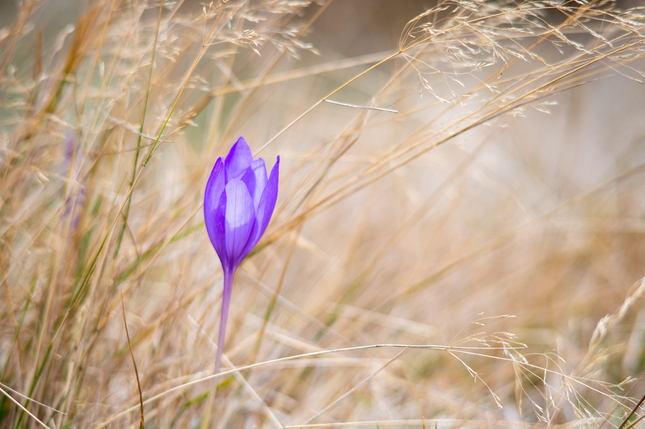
left=215, top=267, right=235, bottom=373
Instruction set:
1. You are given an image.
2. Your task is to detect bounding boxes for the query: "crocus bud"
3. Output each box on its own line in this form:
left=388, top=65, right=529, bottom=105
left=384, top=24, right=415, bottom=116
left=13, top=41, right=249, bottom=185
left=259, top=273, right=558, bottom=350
left=204, top=136, right=279, bottom=372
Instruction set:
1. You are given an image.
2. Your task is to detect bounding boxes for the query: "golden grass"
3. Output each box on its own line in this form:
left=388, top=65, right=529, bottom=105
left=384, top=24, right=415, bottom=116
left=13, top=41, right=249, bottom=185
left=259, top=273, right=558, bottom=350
left=2, top=0, right=645, bottom=427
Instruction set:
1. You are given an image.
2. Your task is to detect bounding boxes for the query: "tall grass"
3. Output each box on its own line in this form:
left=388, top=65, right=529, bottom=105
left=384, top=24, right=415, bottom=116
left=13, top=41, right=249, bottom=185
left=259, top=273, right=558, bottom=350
left=2, top=0, right=645, bottom=427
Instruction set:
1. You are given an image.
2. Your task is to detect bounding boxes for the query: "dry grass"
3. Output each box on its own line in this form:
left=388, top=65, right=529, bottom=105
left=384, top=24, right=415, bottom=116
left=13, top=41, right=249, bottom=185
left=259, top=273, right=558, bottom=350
left=2, top=0, right=645, bottom=427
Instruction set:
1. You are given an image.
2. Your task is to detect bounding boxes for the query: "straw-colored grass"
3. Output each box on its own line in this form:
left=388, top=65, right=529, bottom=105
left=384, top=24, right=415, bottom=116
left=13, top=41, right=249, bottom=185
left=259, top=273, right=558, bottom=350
left=2, top=0, right=645, bottom=427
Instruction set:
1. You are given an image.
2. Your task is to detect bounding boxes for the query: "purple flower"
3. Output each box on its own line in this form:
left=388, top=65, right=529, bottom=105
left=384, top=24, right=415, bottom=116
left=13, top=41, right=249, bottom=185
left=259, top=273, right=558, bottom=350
left=204, top=136, right=279, bottom=372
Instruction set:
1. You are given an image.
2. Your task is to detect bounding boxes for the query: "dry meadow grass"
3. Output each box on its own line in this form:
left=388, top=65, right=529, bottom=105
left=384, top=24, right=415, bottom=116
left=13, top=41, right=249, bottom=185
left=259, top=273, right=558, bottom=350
left=2, top=0, right=645, bottom=427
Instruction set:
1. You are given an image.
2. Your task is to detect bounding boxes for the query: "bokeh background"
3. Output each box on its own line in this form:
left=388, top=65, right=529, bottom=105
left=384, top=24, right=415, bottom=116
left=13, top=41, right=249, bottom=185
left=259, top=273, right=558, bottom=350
left=2, top=0, right=645, bottom=427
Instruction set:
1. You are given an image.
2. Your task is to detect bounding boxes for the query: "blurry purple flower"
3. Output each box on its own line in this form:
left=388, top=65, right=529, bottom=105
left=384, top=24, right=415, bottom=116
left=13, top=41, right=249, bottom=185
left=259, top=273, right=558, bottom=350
left=204, top=136, right=279, bottom=372
left=61, top=132, right=85, bottom=231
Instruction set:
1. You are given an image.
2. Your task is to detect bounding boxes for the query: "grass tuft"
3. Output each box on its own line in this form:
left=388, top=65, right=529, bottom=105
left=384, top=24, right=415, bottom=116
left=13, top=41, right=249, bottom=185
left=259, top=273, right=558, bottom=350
left=2, top=0, right=645, bottom=427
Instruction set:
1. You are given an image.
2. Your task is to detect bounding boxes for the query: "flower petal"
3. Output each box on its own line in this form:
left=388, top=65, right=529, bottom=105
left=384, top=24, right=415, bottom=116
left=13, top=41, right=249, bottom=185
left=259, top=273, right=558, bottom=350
left=225, top=137, right=253, bottom=181
left=204, top=158, right=226, bottom=257
left=224, top=178, right=256, bottom=266
left=243, top=156, right=279, bottom=255
left=211, top=190, right=228, bottom=265
left=241, top=158, right=267, bottom=210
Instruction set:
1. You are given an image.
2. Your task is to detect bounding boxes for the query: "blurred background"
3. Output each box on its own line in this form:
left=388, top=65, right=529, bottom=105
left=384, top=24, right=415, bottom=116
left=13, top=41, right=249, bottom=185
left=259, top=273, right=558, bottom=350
left=2, top=0, right=645, bottom=427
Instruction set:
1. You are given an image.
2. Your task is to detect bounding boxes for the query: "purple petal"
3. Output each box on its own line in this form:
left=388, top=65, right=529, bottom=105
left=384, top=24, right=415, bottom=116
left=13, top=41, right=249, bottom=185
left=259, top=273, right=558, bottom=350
left=243, top=156, right=279, bottom=256
left=241, top=158, right=267, bottom=210
left=256, top=156, right=280, bottom=236
left=204, top=158, right=226, bottom=257
left=225, top=137, right=253, bottom=181
left=224, top=178, right=256, bottom=266
left=210, top=191, right=228, bottom=264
